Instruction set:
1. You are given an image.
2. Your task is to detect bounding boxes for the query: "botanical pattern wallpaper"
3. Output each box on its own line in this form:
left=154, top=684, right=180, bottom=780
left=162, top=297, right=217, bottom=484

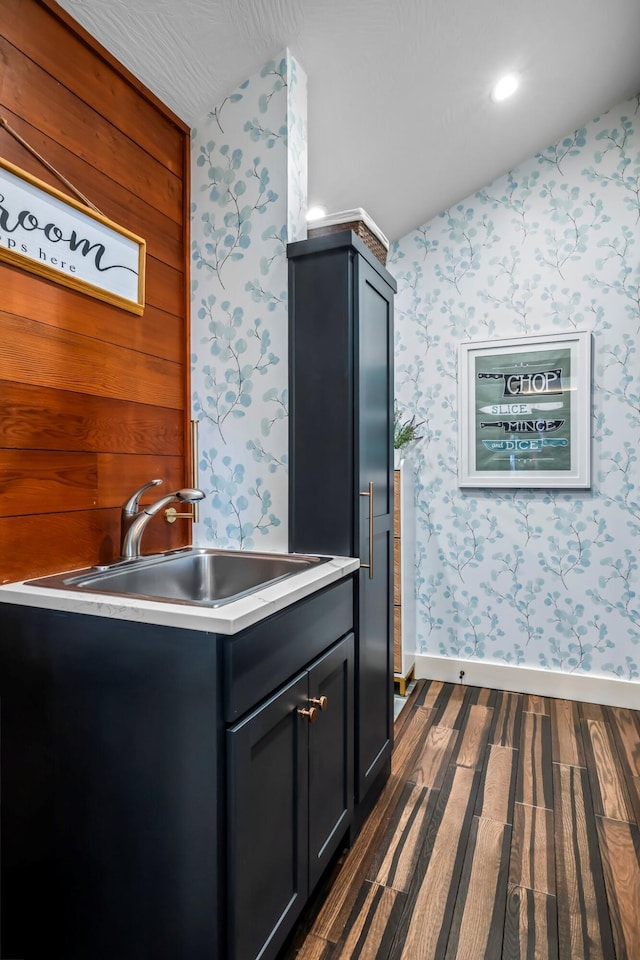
left=190, top=52, right=307, bottom=551
left=391, top=93, right=640, bottom=681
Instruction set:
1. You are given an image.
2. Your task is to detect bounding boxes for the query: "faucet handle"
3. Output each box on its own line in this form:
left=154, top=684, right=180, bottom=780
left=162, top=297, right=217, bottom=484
left=122, top=478, right=163, bottom=517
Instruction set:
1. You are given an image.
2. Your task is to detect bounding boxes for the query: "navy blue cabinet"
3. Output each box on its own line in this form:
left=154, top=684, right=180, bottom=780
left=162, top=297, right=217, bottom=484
left=0, top=606, right=220, bottom=960
left=288, top=231, right=396, bottom=806
left=226, top=634, right=353, bottom=960
left=0, top=577, right=354, bottom=960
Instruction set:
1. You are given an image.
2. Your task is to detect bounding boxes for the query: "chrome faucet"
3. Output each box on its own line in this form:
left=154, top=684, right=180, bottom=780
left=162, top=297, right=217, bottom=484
left=120, top=481, right=206, bottom=560
left=121, top=479, right=163, bottom=551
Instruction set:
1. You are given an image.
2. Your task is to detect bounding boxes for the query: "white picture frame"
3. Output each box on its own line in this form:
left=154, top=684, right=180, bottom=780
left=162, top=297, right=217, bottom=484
left=458, top=330, right=592, bottom=488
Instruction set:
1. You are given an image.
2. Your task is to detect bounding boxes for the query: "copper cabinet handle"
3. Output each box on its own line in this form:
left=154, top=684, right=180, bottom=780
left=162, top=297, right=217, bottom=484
left=309, top=696, right=328, bottom=711
left=359, top=481, right=374, bottom=580
left=298, top=706, right=319, bottom=723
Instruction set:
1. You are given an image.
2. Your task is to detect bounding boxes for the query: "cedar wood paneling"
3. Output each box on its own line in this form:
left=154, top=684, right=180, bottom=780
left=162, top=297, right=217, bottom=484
left=0, top=0, right=191, bottom=583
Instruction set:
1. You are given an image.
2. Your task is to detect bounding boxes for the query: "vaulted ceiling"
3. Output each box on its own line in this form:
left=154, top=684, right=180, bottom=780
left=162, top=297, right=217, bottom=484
left=57, top=0, right=640, bottom=241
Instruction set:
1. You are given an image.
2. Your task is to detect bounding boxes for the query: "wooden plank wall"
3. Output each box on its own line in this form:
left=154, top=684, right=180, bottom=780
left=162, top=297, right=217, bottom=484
left=0, top=0, right=191, bottom=583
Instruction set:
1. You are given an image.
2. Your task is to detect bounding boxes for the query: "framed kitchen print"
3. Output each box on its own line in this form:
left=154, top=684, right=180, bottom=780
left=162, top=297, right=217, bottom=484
left=458, top=330, right=592, bottom=488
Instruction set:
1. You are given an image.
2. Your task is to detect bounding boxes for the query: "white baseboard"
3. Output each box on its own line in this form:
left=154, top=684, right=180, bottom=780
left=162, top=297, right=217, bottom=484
left=414, top=654, right=639, bottom=709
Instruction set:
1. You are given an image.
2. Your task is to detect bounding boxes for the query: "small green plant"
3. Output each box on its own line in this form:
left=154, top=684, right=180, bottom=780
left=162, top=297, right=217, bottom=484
left=394, top=403, right=424, bottom=450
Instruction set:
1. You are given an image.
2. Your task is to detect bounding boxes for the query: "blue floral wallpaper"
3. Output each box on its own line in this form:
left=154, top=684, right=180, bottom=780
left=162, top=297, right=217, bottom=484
left=190, top=52, right=307, bottom=550
left=390, top=93, right=640, bottom=681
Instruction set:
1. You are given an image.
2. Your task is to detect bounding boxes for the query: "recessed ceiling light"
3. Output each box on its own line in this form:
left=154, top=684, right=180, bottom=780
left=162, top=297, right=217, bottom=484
left=491, top=73, right=520, bottom=102
left=307, top=205, right=327, bottom=222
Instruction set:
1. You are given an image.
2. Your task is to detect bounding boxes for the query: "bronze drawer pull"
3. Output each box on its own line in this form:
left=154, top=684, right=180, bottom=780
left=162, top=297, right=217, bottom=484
left=298, top=706, right=319, bottom=723
left=309, top=696, right=328, bottom=711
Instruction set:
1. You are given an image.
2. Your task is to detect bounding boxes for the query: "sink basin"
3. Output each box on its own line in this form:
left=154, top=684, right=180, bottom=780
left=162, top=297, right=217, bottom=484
left=27, top=548, right=329, bottom=608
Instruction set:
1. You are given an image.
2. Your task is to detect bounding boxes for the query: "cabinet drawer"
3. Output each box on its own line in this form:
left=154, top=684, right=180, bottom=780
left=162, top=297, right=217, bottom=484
left=223, top=577, right=354, bottom=722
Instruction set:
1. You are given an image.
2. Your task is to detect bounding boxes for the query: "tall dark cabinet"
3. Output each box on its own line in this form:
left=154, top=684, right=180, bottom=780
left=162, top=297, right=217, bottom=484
left=288, top=231, right=396, bottom=806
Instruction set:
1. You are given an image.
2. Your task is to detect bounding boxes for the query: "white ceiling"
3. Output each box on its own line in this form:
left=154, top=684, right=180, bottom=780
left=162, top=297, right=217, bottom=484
left=56, top=0, right=640, bottom=242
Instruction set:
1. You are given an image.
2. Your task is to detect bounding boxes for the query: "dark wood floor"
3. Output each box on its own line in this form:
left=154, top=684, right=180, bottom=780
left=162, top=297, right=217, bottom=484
left=283, top=679, right=640, bottom=960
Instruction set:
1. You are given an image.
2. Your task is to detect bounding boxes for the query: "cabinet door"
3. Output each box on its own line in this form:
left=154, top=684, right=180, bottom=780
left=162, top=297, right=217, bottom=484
left=308, top=633, right=354, bottom=891
left=227, top=673, right=309, bottom=960
left=357, top=529, right=393, bottom=797
left=356, top=256, right=394, bottom=799
left=358, top=257, right=393, bottom=517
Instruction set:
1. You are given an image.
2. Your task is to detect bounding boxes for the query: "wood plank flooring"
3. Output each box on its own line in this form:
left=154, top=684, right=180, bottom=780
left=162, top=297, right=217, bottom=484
left=283, top=680, right=640, bottom=960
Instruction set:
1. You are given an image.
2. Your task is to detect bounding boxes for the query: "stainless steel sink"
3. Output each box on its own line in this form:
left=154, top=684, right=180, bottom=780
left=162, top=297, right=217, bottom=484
left=27, top=548, right=329, bottom=608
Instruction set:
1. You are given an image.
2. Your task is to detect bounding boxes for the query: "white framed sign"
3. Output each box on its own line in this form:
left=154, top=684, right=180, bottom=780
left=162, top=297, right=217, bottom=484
left=0, top=156, right=145, bottom=314
left=458, top=330, right=592, bottom=488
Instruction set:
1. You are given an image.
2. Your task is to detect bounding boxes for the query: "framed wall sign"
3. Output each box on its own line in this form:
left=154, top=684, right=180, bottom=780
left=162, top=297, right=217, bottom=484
left=0, top=156, right=145, bottom=314
left=458, top=330, right=592, bottom=488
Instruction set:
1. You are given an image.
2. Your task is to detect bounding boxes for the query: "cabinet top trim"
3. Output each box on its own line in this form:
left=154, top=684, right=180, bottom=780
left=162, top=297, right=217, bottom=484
left=287, top=231, right=397, bottom=291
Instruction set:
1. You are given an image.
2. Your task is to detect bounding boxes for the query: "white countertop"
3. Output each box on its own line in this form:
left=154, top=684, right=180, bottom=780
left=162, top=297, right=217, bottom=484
left=0, top=555, right=359, bottom=635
